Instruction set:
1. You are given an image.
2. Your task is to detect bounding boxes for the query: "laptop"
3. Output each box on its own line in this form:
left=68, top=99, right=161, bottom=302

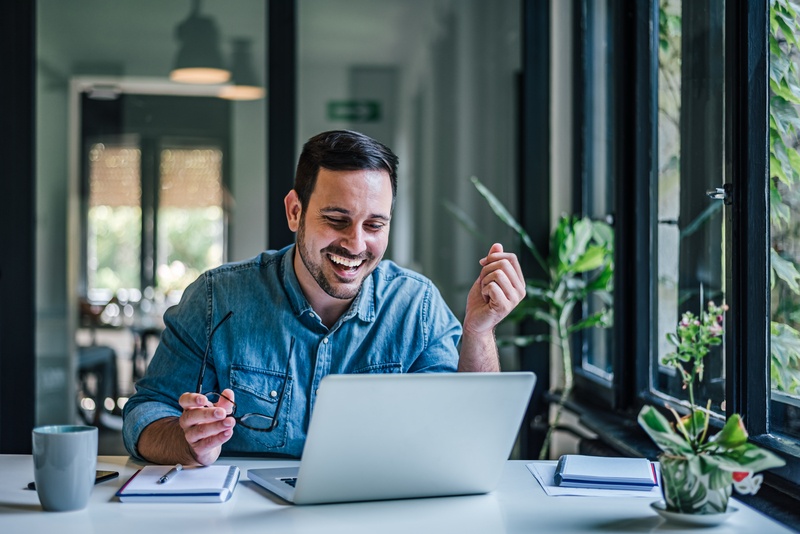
left=247, top=371, right=535, bottom=505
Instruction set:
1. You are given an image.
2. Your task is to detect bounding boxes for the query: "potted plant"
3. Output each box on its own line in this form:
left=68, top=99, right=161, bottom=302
left=638, top=301, right=786, bottom=516
left=446, top=177, right=614, bottom=459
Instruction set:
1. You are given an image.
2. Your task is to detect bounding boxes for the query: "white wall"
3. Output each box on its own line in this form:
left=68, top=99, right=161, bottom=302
left=396, top=0, right=521, bottom=306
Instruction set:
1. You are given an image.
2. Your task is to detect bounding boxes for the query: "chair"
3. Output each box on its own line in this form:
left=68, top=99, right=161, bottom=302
left=77, top=344, right=119, bottom=426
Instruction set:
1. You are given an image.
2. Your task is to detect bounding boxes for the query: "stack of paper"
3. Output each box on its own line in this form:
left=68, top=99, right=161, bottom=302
left=553, top=455, right=657, bottom=491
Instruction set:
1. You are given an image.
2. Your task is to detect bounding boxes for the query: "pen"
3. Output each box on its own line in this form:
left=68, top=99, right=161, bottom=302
left=158, top=464, right=183, bottom=484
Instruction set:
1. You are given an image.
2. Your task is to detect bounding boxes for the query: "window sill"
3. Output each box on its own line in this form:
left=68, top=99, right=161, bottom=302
left=563, top=394, right=800, bottom=532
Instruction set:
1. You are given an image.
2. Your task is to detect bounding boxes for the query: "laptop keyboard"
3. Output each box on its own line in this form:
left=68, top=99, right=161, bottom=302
left=280, top=477, right=297, bottom=487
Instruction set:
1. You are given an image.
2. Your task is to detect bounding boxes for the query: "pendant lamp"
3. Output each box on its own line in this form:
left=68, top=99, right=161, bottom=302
left=219, top=38, right=265, bottom=100
left=170, top=0, right=230, bottom=84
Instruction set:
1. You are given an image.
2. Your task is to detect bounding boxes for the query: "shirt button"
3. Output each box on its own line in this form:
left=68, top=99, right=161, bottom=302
left=269, top=390, right=278, bottom=398
left=308, top=312, right=314, bottom=318
left=323, top=337, right=329, bottom=344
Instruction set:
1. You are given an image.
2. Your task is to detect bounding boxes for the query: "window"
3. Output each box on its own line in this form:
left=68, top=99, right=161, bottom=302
left=653, top=0, right=726, bottom=415
left=568, top=0, right=799, bottom=504
left=86, top=141, right=142, bottom=298
left=577, top=0, right=615, bottom=384
left=156, top=144, right=225, bottom=294
left=80, top=93, right=230, bottom=319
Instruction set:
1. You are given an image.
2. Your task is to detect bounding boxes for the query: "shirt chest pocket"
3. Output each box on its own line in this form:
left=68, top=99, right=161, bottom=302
left=229, top=364, right=293, bottom=449
left=351, top=362, right=403, bottom=374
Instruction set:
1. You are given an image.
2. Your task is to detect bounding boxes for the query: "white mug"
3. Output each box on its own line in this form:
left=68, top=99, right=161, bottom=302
left=32, top=425, right=98, bottom=512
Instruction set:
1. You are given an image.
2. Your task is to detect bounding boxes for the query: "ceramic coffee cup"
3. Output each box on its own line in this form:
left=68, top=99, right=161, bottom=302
left=32, top=425, right=98, bottom=511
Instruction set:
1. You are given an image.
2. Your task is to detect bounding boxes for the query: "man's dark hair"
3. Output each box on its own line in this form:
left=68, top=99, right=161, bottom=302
left=294, top=130, right=399, bottom=211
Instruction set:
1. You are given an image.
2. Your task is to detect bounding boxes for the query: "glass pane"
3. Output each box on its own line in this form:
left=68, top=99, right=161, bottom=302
left=157, top=146, right=225, bottom=295
left=580, top=0, right=614, bottom=381
left=769, top=0, right=800, bottom=440
left=654, top=0, right=726, bottom=414
left=87, top=142, right=142, bottom=302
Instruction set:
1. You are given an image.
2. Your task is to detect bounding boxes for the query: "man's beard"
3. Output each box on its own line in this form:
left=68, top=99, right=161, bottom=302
left=296, top=217, right=375, bottom=300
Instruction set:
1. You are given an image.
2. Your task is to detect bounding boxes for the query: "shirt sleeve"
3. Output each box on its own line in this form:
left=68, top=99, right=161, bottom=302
left=408, top=281, right=461, bottom=373
left=121, top=274, right=211, bottom=460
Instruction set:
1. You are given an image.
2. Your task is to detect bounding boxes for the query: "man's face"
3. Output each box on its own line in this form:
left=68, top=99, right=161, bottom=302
left=286, top=167, right=393, bottom=302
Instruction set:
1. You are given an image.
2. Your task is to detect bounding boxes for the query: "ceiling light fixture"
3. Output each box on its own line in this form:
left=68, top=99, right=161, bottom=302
left=219, top=38, right=265, bottom=101
left=170, top=0, right=230, bottom=84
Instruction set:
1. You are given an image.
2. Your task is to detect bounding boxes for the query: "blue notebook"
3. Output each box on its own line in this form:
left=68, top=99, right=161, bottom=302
left=553, top=455, right=657, bottom=491
left=117, top=464, right=240, bottom=503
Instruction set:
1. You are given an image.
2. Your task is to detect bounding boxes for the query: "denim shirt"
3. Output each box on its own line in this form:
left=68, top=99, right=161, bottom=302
left=122, top=245, right=461, bottom=459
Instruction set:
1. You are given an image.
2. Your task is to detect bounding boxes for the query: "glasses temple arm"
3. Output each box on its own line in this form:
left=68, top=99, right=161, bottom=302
left=195, top=310, right=234, bottom=394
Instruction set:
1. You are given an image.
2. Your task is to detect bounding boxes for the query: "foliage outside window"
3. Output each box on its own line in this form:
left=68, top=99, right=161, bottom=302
left=86, top=141, right=225, bottom=319
left=769, top=0, right=800, bottom=438
left=87, top=143, right=142, bottom=301
left=157, top=147, right=225, bottom=294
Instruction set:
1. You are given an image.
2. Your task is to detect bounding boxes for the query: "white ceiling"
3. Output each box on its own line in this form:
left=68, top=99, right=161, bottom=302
left=37, top=0, right=446, bottom=81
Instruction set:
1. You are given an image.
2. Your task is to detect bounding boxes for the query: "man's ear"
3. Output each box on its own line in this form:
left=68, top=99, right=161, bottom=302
left=285, top=190, right=302, bottom=232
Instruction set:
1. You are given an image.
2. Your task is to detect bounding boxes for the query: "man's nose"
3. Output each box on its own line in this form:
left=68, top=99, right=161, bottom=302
left=340, top=224, right=366, bottom=253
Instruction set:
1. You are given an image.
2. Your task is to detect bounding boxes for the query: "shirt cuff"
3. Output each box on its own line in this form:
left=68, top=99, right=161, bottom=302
left=123, top=401, right=182, bottom=461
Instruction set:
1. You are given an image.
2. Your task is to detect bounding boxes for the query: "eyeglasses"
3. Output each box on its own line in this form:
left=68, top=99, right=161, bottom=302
left=195, top=311, right=293, bottom=432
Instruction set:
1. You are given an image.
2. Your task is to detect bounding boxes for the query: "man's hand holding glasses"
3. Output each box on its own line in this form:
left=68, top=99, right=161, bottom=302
left=177, top=388, right=237, bottom=466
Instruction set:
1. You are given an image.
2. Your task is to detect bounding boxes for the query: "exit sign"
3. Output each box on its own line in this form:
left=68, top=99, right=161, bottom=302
left=327, top=100, right=381, bottom=122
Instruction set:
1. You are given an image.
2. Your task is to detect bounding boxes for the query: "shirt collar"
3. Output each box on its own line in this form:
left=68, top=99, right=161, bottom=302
left=280, top=244, right=376, bottom=324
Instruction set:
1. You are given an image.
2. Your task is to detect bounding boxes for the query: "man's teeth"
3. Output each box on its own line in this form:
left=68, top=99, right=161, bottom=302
left=329, top=254, right=363, bottom=268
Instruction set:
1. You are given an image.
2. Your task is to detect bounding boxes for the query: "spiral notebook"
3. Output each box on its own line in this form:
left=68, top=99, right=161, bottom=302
left=117, top=464, right=240, bottom=503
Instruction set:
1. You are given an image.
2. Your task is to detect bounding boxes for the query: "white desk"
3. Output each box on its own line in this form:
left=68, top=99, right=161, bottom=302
left=0, top=455, right=793, bottom=533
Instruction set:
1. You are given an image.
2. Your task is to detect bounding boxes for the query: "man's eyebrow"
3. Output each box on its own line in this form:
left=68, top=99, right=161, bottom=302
left=319, top=207, right=390, bottom=221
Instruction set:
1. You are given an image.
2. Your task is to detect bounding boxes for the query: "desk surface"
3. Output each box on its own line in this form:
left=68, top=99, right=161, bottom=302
left=0, top=455, right=794, bottom=533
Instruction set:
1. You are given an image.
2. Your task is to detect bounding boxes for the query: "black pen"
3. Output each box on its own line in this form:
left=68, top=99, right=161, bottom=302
left=158, top=464, right=183, bottom=484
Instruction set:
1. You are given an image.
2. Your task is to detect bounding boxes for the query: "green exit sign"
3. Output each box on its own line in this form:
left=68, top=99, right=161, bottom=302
left=327, top=100, right=381, bottom=122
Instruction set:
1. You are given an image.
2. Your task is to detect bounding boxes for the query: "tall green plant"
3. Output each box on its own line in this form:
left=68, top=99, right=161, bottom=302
left=447, top=177, right=614, bottom=459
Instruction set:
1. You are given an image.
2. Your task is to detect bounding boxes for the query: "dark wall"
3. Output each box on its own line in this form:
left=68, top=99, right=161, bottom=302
left=0, top=1, right=36, bottom=453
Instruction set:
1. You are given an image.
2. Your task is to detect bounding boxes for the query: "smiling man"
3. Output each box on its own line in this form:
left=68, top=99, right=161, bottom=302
left=123, top=130, right=526, bottom=466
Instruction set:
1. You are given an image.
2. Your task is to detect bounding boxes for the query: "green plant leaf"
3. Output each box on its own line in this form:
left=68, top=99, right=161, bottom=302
left=705, top=443, right=786, bottom=474
left=591, top=220, right=614, bottom=245
left=638, top=406, right=694, bottom=456
left=568, top=245, right=607, bottom=273
left=771, top=186, right=791, bottom=229
left=771, top=248, right=800, bottom=293
left=707, top=414, right=749, bottom=449
left=771, top=154, right=791, bottom=185
left=442, top=199, right=486, bottom=244
left=771, top=95, right=800, bottom=130
left=567, top=310, right=610, bottom=333
left=470, top=176, right=548, bottom=272
left=777, top=14, right=800, bottom=49
left=770, top=321, right=800, bottom=393
left=585, top=266, right=614, bottom=292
